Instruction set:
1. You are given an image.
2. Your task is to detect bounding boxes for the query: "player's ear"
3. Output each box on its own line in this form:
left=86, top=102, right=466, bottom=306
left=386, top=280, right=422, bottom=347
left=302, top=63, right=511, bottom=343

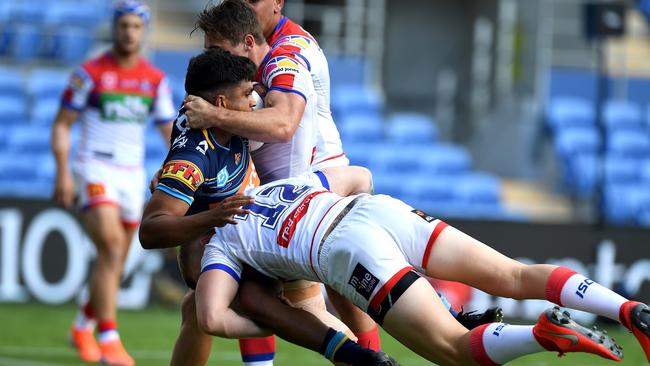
left=275, top=0, right=284, bottom=13
left=244, top=34, right=255, bottom=50
left=216, top=95, right=227, bottom=108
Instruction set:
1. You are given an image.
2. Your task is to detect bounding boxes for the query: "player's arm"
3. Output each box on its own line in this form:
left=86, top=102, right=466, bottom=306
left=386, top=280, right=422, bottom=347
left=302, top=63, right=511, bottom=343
left=51, top=107, right=79, bottom=209
left=139, top=191, right=253, bottom=249
left=152, top=76, right=177, bottom=148
left=184, top=90, right=305, bottom=143
left=195, top=267, right=272, bottom=338
left=322, top=166, right=374, bottom=196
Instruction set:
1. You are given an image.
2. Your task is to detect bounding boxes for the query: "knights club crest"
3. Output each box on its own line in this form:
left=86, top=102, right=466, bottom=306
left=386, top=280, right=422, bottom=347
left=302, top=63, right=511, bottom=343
left=234, top=153, right=241, bottom=165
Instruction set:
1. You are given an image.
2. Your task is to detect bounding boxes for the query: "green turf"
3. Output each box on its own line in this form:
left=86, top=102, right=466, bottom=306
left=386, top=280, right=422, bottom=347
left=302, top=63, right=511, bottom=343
left=0, top=303, right=645, bottom=365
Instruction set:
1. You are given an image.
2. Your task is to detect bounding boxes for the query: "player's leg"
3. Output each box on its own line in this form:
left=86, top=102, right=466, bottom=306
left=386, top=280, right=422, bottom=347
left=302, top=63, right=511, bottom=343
left=325, top=286, right=381, bottom=351
left=82, top=204, right=134, bottom=366
left=424, top=222, right=650, bottom=361
left=237, top=267, right=395, bottom=366
left=170, top=240, right=213, bottom=366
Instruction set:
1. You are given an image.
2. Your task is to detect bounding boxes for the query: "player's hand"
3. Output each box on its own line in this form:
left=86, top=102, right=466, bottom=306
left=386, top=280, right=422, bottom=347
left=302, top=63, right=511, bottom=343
left=53, top=172, right=75, bottom=209
left=252, top=82, right=268, bottom=99
left=184, top=95, right=219, bottom=130
left=149, top=168, right=162, bottom=194
left=209, top=194, right=254, bottom=227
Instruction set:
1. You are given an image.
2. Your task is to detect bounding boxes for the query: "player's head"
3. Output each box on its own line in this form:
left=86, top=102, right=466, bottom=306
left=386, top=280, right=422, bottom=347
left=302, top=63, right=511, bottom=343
left=185, top=48, right=257, bottom=112
left=112, top=0, right=150, bottom=55
left=195, top=0, right=265, bottom=58
left=245, top=0, right=284, bottom=39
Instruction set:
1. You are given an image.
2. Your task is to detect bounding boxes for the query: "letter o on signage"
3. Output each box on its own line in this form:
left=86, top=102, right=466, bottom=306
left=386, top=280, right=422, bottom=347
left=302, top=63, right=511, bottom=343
left=22, top=209, right=88, bottom=304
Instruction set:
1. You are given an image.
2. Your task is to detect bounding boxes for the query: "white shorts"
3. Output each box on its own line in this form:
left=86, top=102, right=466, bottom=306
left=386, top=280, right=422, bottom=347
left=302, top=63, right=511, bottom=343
left=73, top=159, right=145, bottom=227
left=318, top=194, right=449, bottom=323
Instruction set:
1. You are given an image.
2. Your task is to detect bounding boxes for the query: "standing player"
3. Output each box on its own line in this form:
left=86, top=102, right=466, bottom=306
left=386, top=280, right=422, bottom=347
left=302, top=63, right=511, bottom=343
left=197, top=172, right=650, bottom=365
left=50, top=1, right=176, bottom=365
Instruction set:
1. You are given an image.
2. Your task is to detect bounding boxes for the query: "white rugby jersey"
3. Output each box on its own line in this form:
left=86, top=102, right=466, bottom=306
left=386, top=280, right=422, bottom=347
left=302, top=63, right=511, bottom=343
left=251, top=46, right=318, bottom=183
left=269, top=17, right=348, bottom=168
left=201, top=173, right=356, bottom=282
left=62, top=52, right=176, bottom=167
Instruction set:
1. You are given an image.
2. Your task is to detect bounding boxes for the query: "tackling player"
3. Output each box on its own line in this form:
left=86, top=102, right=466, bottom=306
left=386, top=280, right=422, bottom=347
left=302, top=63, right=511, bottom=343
left=198, top=172, right=650, bottom=365
left=140, top=48, right=397, bottom=366
left=50, top=1, right=176, bottom=365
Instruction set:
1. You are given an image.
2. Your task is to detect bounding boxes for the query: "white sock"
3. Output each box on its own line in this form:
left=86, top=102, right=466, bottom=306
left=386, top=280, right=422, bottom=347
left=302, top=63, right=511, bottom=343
left=481, top=323, right=544, bottom=364
left=243, top=361, right=273, bottom=366
left=74, top=311, right=96, bottom=330
left=97, top=330, right=120, bottom=343
left=559, top=274, right=628, bottom=321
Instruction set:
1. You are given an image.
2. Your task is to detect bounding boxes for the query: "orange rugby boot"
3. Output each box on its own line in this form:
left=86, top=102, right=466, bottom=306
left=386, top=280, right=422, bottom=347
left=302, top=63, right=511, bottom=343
left=533, top=306, right=623, bottom=361
left=99, top=339, right=135, bottom=366
left=69, top=326, right=101, bottom=362
left=619, top=301, right=650, bottom=362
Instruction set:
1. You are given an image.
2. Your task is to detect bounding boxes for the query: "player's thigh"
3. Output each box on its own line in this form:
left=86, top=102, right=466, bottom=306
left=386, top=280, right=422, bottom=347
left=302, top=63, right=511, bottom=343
left=382, top=277, right=470, bottom=365
left=82, top=204, right=126, bottom=250
left=425, top=225, right=526, bottom=295
left=178, top=239, right=204, bottom=290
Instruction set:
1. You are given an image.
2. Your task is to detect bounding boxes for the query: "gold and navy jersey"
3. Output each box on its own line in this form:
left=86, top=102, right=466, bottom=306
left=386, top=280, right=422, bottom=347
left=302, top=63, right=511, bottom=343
left=157, top=109, right=259, bottom=215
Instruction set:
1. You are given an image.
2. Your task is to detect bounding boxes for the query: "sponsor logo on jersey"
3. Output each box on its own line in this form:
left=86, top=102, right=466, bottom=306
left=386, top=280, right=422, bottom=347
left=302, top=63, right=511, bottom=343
left=70, top=73, right=86, bottom=91
left=411, top=209, right=436, bottom=223
left=101, top=72, right=118, bottom=89
left=86, top=183, right=106, bottom=198
left=161, top=160, right=204, bottom=191
left=275, top=35, right=312, bottom=49
left=234, top=153, right=241, bottom=165
left=277, top=190, right=326, bottom=247
left=101, top=93, right=153, bottom=124
left=216, top=167, right=229, bottom=189
left=348, top=263, right=379, bottom=300
left=263, top=56, right=301, bottom=80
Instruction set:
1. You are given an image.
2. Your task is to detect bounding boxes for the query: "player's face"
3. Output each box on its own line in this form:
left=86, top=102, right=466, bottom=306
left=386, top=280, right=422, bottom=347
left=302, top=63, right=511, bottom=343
left=204, top=34, right=248, bottom=58
left=246, top=0, right=283, bottom=36
left=223, top=81, right=256, bottom=112
left=113, top=14, right=145, bottom=55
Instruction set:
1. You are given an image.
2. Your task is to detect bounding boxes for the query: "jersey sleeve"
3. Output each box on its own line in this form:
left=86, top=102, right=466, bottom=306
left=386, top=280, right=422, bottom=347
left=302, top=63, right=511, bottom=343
left=261, top=55, right=311, bottom=101
left=61, top=66, right=94, bottom=112
left=156, top=142, right=209, bottom=206
left=152, top=76, right=177, bottom=125
left=201, top=239, right=242, bottom=283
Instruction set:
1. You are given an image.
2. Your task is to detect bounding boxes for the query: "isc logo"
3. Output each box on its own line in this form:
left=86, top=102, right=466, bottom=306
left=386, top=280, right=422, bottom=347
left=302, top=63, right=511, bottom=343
left=575, top=278, right=594, bottom=299
left=492, top=323, right=507, bottom=336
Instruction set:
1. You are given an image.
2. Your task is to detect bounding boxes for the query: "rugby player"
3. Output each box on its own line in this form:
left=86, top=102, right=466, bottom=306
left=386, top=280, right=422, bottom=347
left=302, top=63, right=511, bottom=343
left=51, top=1, right=175, bottom=365
left=198, top=171, right=650, bottom=365
left=140, top=48, right=397, bottom=366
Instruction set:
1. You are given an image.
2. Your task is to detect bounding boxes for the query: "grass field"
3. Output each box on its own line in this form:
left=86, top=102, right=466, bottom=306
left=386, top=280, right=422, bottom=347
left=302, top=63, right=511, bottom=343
left=0, top=303, right=646, bottom=366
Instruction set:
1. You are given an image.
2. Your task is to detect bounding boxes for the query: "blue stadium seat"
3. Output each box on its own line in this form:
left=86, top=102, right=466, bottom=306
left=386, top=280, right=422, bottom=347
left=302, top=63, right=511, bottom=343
left=606, top=130, right=650, bottom=157
left=554, top=127, right=600, bottom=157
left=331, top=85, right=383, bottom=118
left=0, top=67, right=23, bottom=95
left=326, top=53, right=367, bottom=87
left=547, top=97, right=595, bottom=130
left=603, top=100, right=643, bottom=131
left=366, top=145, right=420, bottom=174
left=603, top=156, right=640, bottom=184
left=45, top=2, right=103, bottom=28
left=641, top=159, right=650, bottom=183
left=385, top=112, right=438, bottom=145
left=8, top=23, right=43, bottom=62
left=562, top=154, right=598, bottom=197
left=548, top=68, right=598, bottom=102
left=338, top=113, right=383, bottom=143
left=452, top=172, right=501, bottom=204
left=343, top=142, right=384, bottom=167
left=402, top=175, right=456, bottom=201
left=27, top=69, right=69, bottom=99
left=30, top=97, right=60, bottom=125
left=145, top=130, right=168, bottom=163
left=50, top=26, right=93, bottom=64
left=371, top=171, right=405, bottom=197
left=7, top=125, right=51, bottom=153
left=0, top=95, right=29, bottom=121
left=603, top=183, right=650, bottom=225
left=9, top=2, right=47, bottom=24
left=415, top=143, right=472, bottom=175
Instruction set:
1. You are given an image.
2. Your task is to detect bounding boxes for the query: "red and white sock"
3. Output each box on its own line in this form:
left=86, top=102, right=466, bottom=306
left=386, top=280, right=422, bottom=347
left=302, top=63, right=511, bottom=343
left=545, top=267, right=628, bottom=322
left=470, top=323, right=543, bottom=365
left=97, top=319, right=120, bottom=343
left=74, top=303, right=96, bottom=330
left=239, top=336, right=276, bottom=366
left=354, top=325, right=381, bottom=352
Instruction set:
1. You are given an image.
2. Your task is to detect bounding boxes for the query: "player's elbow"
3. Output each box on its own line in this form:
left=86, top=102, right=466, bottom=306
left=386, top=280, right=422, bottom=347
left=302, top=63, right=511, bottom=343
left=138, top=222, right=157, bottom=249
left=197, top=310, right=228, bottom=337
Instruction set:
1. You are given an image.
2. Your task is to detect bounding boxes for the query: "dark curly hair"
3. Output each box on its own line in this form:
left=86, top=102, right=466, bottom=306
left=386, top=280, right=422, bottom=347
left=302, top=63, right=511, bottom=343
left=184, top=48, right=256, bottom=102
left=195, top=0, right=265, bottom=45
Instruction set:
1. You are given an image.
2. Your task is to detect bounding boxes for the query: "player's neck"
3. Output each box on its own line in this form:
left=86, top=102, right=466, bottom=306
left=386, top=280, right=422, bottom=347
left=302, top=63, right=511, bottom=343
left=110, top=48, right=140, bottom=68
left=265, top=15, right=284, bottom=40
left=253, top=43, right=271, bottom=68
left=209, top=127, right=231, bottom=147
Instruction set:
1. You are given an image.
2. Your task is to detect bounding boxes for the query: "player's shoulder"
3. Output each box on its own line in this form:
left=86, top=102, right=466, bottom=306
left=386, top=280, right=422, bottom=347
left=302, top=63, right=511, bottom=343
left=134, top=57, right=166, bottom=82
left=262, top=47, right=310, bottom=79
left=75, top=51, right=112, bottom=80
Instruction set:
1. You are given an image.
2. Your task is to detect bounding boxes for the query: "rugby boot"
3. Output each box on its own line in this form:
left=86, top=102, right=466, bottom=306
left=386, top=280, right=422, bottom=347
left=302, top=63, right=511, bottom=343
left=457, top=306, right=504, bottom=330
left=354, top=349, right=400, bottom=366
left=69, top=326, right=101, bottom=362
left=99, top=339, right=135, bottom=366
left=619, top=301, right=650, bottom=362
left=533, top=306, right=623, bottom=361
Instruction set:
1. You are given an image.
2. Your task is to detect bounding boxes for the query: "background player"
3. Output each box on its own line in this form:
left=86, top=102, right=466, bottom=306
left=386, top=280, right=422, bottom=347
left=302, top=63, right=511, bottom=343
left=198, top=172, right=650, bottom=365
left=50, top=1, right=176, bottom=365
left=140, top=48, right=397, bottom=366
